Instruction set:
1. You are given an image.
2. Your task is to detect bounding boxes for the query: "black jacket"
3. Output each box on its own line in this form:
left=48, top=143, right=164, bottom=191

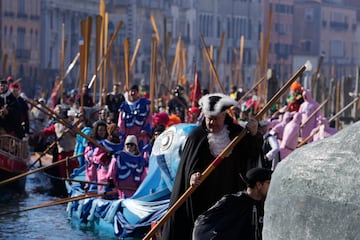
left=161, top=115, right=263, bottom=240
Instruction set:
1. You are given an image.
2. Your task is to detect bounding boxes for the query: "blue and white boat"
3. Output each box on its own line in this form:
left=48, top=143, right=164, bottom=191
left=66, top=123, right=196, bottom=239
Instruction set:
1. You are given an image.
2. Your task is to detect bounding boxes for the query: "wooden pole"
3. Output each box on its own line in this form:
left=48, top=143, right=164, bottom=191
left=0, top=190, right=118, bottom=217
left=88, top=21, right=123, bottom=89
left=103, top=13, right=109, bottom=94
left=311, top=55, right=324, bottom=95
left=209, top=45, right=214, bottom=93
left=53, top=52, right=80, bottom=93
left=238, top=76, right=267, bottom=103
left=297, top=97, right=359, bottom=147
left=150, top=15, right=161, bottom=44
left=335, top=79, right=341, bottom=129
left=94, top=15, right=103, bottom=103
left=300, top=98, right=329, bottom=128
left=60, top=23, right=65, bottom=102
left=26, top=99, right=109, bottom=153
left=199, top=34, right=225, bottom=94
left=124, top=38, right=130, bottom=90
left=130, top=38, right=142, bottom=72
left=238, top=35, right=245, bottom=88
left=99, top=0, right=105, bottom=105
left=150, top=37, right=157, bottom=114
left=0, top=154, right=82, bottom=187
left=28, top=141, right=57, bottom=169
left=142, top=65, right=307, bottom=240
left=215, top=32, right=225, bottom=71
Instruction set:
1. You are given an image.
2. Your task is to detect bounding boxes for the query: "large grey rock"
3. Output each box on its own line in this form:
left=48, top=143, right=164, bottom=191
left=263, top=121, right=360, bottom=240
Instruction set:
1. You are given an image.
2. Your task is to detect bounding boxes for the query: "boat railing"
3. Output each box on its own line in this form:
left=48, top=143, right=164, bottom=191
left=0, top=134, right=29, bottom=164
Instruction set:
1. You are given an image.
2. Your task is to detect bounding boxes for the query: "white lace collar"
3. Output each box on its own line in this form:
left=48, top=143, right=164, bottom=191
left=207, top=125, right=231, bottom=157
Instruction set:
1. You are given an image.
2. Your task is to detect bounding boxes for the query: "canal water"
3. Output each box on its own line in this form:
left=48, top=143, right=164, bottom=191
left=0, top=173, right=118, bottom=240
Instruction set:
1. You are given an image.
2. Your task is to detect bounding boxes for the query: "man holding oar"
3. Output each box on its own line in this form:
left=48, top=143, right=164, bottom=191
left=161, top=93, right=263, bottom=240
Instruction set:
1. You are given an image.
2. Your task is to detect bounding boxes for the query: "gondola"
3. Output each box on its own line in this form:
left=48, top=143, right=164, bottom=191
left=66, top=123, right=196, bottom=239
left=0, top=134, right=29, bottom=196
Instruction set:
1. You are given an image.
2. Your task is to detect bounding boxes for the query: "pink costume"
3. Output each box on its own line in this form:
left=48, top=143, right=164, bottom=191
left=298, top=89, right=320, bottom=139
left=311, top=117, right=337, bottom=142
left=270, top=111, right=293, bottom=144
left=84, top=143, right=99, bottom=183
left=107, top=151, right=147, bottom=198
left=280, top=112, right=302, bottom=160
left=92, top=139, right=123, bottom=193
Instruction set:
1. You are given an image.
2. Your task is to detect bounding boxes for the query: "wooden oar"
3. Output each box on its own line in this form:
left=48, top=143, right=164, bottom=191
left=238, top=69, right=272, bottom=103
left=26, top=99, right=109, bottom=153
left=300, top=98, right=329, bottom=128
left=238, top=76, right=265, bottom=103
left=28, top=141, right=57, bottom=169
left=88, top=21, right=123, bottom=89
left=0, top=154, right=83, bottom=187
left=297, top=96, right=359, bottom=147
left=199, top=33, right=225, bottom=94
left=142, top=65, right=307, bottom=240
left=0, top=190, right=118, bottom=217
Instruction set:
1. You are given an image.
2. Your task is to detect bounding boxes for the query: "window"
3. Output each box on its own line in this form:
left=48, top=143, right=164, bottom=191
left=17, top=27, right=26, bottom=49
left=304, top=8, right=314, bottom=22
left=330, top=40, right=344, bottom=57
left=300, top=40, right=312, bottom=52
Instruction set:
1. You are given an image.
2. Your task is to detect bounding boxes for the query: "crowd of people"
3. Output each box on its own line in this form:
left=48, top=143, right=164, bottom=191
left=0, top=73, right=339, bottom=239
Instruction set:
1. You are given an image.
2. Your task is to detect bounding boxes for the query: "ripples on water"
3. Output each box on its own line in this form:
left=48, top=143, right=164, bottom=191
left=0, top=174, right=118, bottom=240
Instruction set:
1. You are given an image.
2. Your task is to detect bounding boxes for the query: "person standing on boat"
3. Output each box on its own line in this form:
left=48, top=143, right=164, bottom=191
left=117, top=84, right=152, bottom=151
left=161, top=93, right=263, bottom=240
left=9, top=82, right=30, bottom=137
left=107, top=135, right=147, bottom=198
left=83, top=120, right=107, bottom=190
left=309, top=116, right=337, bottom=143
left=0, top=78, right=22, bottom=138
left=92, top=123, right=123, bottom=194
left=279, top=112, right=302, bottom=160
left=105, top=82, right=125, bottom=124
left=42, top=105, right=78, bottom=178
left=298, top=88, right=321, bottom=139
left=270, top=111, right=293, bottom=145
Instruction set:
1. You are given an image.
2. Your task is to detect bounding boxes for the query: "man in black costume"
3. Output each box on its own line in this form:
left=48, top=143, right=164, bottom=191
left=105, top=82, right=125, bottom=124
left=161, top=93, right=263, bottom=240
left=192, top=167, right=272, bottom=240
left=0, top=79, right=22, bottom=138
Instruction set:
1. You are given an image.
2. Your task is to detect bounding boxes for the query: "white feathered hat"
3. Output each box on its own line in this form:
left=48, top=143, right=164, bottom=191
left=198, top=93, right=239, bottom=116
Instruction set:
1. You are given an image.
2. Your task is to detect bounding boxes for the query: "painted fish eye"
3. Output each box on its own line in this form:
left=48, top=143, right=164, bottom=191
left=160, top=129, right=174, bottom=151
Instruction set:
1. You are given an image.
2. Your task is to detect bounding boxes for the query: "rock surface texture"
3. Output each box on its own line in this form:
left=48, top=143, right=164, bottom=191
left=263, top=121, right=360, bottom=240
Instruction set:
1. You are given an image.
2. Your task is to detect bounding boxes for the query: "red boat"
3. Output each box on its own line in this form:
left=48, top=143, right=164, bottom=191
left=0, top=134, right=29, bottom=194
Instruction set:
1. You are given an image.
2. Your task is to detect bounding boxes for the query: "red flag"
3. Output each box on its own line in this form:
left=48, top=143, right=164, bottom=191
left=190, top=73, right=201, bottom=107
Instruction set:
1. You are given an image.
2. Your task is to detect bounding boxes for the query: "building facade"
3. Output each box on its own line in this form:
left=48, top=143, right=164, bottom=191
left=0, top=0, right=41, bottom=96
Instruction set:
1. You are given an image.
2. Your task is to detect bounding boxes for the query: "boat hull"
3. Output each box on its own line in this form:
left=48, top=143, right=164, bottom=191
left=0, top=134, right=29, bottom=195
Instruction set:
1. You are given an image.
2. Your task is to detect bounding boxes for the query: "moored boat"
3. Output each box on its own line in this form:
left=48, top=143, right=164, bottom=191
left=0, top=134, right=29, bottom=195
